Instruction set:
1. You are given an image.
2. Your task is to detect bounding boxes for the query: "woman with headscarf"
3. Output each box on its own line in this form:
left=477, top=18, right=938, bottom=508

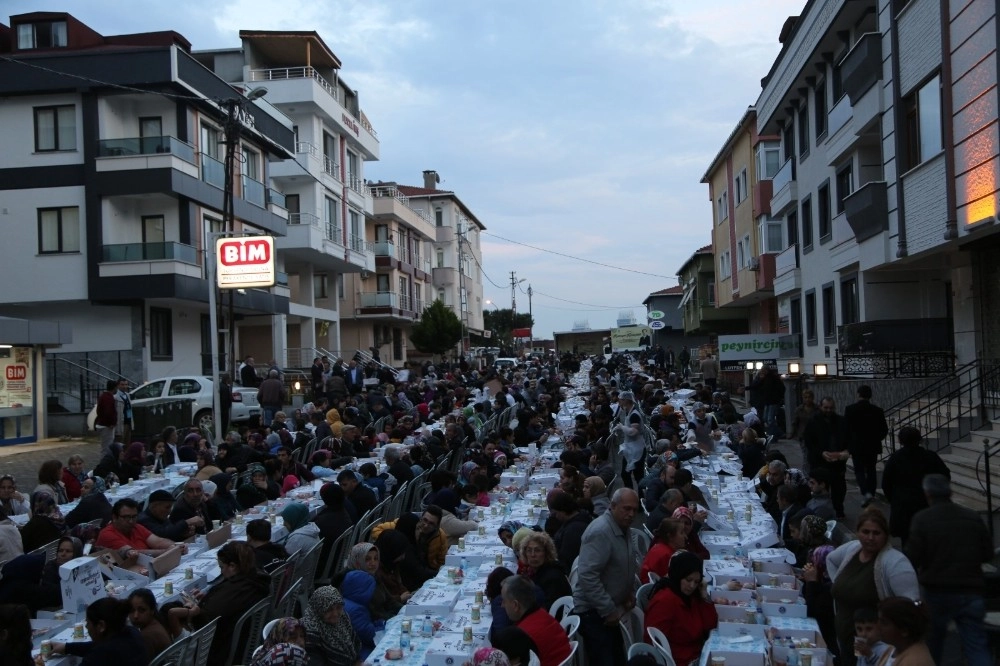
left=206, top=472, right=241, bottom=522
left=179, top=432, right=200, bottom=462
left=459, top=461, right=480, bottom=487
left=797, top=514, right=839, bottom=658
left=671, top=506, right=710, bottom=560
left=497, top=520, right=524, bottom=549
left=339, top=542, right=406, bottom=621
left=19, top=490, right=67, bottom=552
left=473, top=647, right=512, bottom=666
left=65, top=476, right=112, bottom=529
left=582, top=476, right=610, bottom=517
left=236, top=463, right=270, bottom=508
left=250, top=617, right=309, bottom=666
left=340, top=569, right=384, bottom=660
left=93, top=443, right=130, bottom=483
left=279, top=502, right=321, bottom=556
left=643, top=550, right=718, bottom=666
left=372, top=524, right=435, bottom=593
left=303, top=586, right=361, bottom=666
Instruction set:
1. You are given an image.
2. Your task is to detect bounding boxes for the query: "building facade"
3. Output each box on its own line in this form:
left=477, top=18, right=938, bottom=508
left=676, top=245, right=749, bottom=337
left=0, top=12, right=293, bottom=404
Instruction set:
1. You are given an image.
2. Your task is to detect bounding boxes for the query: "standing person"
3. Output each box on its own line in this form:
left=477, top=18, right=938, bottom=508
left=614, top=391, right=646, bottom=489
left=699, top=351, right=720, bottom=391
left=664, top=346, right=675, bottom=375
left=95, top=380, right=119, bottom=459
left=791, top=389, right=818, bottom=474
left=904, top=474, right=993, bottom=666
left=500, top=575, right=572, bottom=666
left=880, top=426, right=949, bottom=545
left=311, top=357, right=325, bottom=400
left=572, top=488, right=640, bottom=666
left=115, top=378, right=133, bottom=449
left=257, top=370, right=286, bottom=426
left=678, top=346, right=691, bottom=380
left=344, top=359, right=365, bottom=395
left=844, top=386, right=889, bottom=507
left=803, top=397, right=849, bottom=520
left=749, top=367, right=785, bottom=440
left=218, top=373, right=233, bottom=440
left=239, top=355, right=259, bottom=388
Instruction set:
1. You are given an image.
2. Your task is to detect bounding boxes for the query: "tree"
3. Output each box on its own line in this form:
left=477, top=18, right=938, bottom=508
left=410, top=299, right=463, bottom=359
left=476, top=308, right=534, bottom=352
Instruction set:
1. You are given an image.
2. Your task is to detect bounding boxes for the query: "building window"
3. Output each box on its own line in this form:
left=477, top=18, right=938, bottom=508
left=313, top=274, right=328, bottom=299
left=34, top=105, right=76, bottom=152
left=790, top=297, right=802, bottom=335
left=737, top=235, right=751, bottom=269
left=142, top=215, right=165, bottom=245
left=903, top=74, right=942, bottom=171
left=17, top=21, right=67, bottom=49
left=755, top=143, right=781, bottom=179
left=719, top=251, right=732, bottom=280
left=841, top=276, right=860, bottom=325
left=822, top=283, right=837, bottom=340
left=800, top=196, right=813, bottom=251
left=200, top=123, right=222, bottom=160
left=758, top=216, right=785, bottom=253
left=805, top=290, right=817, bottom=345
left=797, top=103, right=810, bottom=157
left=734, top=169, right=748, bottom=206
left=150, top=307, right=173, bottom=360
left=437, top=288, right=446, bottom=304
left=818, top=182, right=831, bottom=242
left=782, top=123, right=795, bottom=162
left=436, top=249, right=444, bottom=268
left=337, top=274, right=345, bottom=299
left=38, top=207, right=80, bottom=254
left=814, top=79, right=827, bottom=139
left=717, top=190, right=729, bottom=223
left=707, top=281, right=716, bottom=305
left=435, top=209, right=443, bottom=227
left=835, top=162, right=854, bottom=214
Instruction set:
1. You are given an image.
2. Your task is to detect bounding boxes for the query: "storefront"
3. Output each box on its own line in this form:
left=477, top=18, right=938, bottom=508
left=0, top=317, right=71, bottom=445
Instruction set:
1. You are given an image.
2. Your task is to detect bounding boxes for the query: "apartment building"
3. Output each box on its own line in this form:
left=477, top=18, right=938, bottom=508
left=0, top=12, right=293, bottom=396
left=754, top=0, right=1000, bottom=373
left=398, top=171, right=487, bottom=351
left=676, top=245, right=748, bottom=336
left=701, top=107, right=779, bottom=334
left=194, top=30, right=379, bottom=367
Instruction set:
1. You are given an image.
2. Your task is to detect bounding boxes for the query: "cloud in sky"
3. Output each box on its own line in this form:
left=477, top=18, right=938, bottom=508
left=4, top=0, right=805, bottom=338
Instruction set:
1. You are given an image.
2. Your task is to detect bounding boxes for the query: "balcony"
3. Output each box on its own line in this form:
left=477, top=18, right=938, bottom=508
left=346, top=174, right=372, bottom=214
left=277, top=213, right=368, bottom=272
left=98, top=242, right=202, bottom=279
left=322, top=155, right=341, bottom=182
left=769, top=158, right=798, bottom=216
left=374, top=240, right=395, bottom=257
left=433, top=266, right=455, bottom=285
left=95, top=136, right=199, bottom=178
left=841, top=32, right=882, bottom=104
left=200, top=154, right=225, bottom=189
left=773, top=244, right=801, bottom=296
left=370, top=185, right=437, bottom=239
left=356, top=291, right=420, bottom=320
left=753, top=253, right=776, bottom=292
left=242, top=175, right=266, bottom=208
left=844, top=181, right=888, bottom=242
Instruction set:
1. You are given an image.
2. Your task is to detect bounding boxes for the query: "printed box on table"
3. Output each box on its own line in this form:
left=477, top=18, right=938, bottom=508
left=424, top=632, right=488, bottom=666
left=59, top=556, right=106, bottom=616
left=762, top=601, right=808, bottom=620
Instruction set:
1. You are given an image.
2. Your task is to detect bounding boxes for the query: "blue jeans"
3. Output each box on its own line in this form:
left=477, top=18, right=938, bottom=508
left=924, top=591, right=992, bottom=666
left=577, top=609, right=625, bottom=666
left=764, top=403, right=783, bottom=439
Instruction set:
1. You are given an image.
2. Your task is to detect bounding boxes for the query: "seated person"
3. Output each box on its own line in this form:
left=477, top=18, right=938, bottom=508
left=139, top=489, right=197, bottom=541
left=245, top=518, right=289, bottom=573
left=169, top=478, right=211, bottom=534
left=500, top=575, right=571, bottom=666
left=95, top=498, right=180, bottom=562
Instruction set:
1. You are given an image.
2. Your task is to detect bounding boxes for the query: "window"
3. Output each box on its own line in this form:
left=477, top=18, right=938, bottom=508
left=800, top=196, right=813, bottom=250
left=437, top=288, right=445, bottom=304
left=790, top=297, right=802, bottom=335
left=168, top=379, right=201, bottom=396
left=34, top=105, right=75, bottom=152
left=822, top=284, right=837, bottom=340
left=836, top=163, right=854, bottom=214
left=323, top=132, right=338, bottom=176
left=707, top=281, right=716, bottom=305
left=755, top=143, right=781, bottom=179
left=435, top=208, right=443, bottom=227
left=17, top=21, right=67, bottom=49
left=758, top=217, right=785, bottom=253
left=841, top=277, right=860, bottom=325
left=242, top=145, right=260, bottom=181
left=38, top=207, right=80, bottom=254
left=902, top=74, right=942, bottom=170
left=787, top=211, right=798, bottom=247
left=814, top=79, right=827, bottom=139
left=436, top=249, right=445, bottom=268
left=338, top=274, right=345, bottom=299
left=313, top=274, right=328, bottom=299
left=346, top=151, right=359, bottom=183
left=782, top=123, right=795, bottom=162
left=737, top=234, right=751, bottom=269
left=349, top=210, right=362, bottom=250
left=797, top=103, right=810, bottom=157
left=325, top=197, right=340, bottom=239
left=150, top=307, right=173, bottom=360
left=142, top=215, right=165, bottom=245
left=734, top=169, right=748, bottom=205
left=718, top=251, right=732, bottom=279
left=717, top=190, right=729, bottom=223
left=805, top=291, right=817, bottom=345
left=377, top=274, right=390, bottom=292
left=818, top=182, right=831, bottom=242
left=131, top=380, right=165, bottom=401
left=139, top=117, right=162, bottom=153
left=200, top=123, right=221, bottom=160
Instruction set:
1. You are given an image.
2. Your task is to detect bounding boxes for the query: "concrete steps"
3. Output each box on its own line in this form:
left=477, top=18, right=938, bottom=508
left=937, top=426, right=1000, bottom=513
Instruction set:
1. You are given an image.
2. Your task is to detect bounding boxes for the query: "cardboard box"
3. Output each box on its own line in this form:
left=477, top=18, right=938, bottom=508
left=424, top=632, right=488, bottom=666
left=703, top=650, right=766, bottom=666
left=758, top=587, right=803, bottom=604
left=59, top=556, right=106, bottom=616
left=748, top=548, right=796, bottom=564
left=710, top=589, right=754, bottom=606
left=762, top=601, right=808, bottom=619
left=771, top=646, right=832, bottom=666
left=715, top=605, right=759, bottom=624
left=717, top=622, right=769, bottom=640
left=754, top=573, right=799, bottom=591
left=403, top=586, right=461, bottom=616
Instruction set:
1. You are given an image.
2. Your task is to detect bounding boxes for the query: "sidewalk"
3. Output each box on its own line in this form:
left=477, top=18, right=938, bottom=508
left=0, top=438, right=103, bottom=488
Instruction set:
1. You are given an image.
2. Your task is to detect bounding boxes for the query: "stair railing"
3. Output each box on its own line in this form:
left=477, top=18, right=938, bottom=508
left=976, top=436, right=1000, bottom=542
left=354, top=348, right=399, bottom=379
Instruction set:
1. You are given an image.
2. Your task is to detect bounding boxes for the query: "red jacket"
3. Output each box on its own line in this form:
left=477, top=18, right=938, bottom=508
left=640, top=542, right=677, bottom=584
left=62, top=468, right=82, bottom=501
left=95, top=391, right=117, bottom=427
left=644, top=586, right=718, bottom=666
left=518, top=607, right=571, bottom=666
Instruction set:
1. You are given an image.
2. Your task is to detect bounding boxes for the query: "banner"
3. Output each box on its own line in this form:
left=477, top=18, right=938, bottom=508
left=610, top=326, right=652, bottom=351
left=0, top=347, right=33, bottom=409
left=718, top=334, right=797, bottom=361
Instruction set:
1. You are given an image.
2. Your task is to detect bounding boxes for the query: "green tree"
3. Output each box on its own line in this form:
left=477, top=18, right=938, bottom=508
left=410, top=299, right=463, bottom=358
left=475, top=308, right=534, bottom=353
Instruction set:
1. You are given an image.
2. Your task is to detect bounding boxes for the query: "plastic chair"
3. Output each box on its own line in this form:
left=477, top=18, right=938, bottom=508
left=627, top=642, right=668, bottom=666
left=636, top=582, right=655, bottom=612
left=267, top=558, right=296, bottom=601
left=647, top=626, right=677, bottom=666
left=187, top=617, right=219, bottom=666
left=316, top=530, right=352, bottom=586
left=619, top=607, right=644, bottom=650
left=560, top=613, right=580, bottom=640
left=631, top=528, right=651, bottom=558
left=557, top=640, right=578, bottom=666
left=389, top=482, right=409, bottom=518
left=647, top=571, right=661, bottom=584
left=567, top=561, right=579, bottom=588
left=28, top=539, right=61, bottom=564
left=550, top=595, right=575, bottom=621
left=293, top=538, right=324, bottom=608
left=273, top=577, right=302, bottom=620
left=223, top=598, right=271, bottom=666
left=148, top=634, right=193, bottom=666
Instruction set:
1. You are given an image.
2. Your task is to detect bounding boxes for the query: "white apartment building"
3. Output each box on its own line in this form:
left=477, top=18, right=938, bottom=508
left=195, top=30, right=379, bottom=368
left=757, top=0, right=1000, bottom=373
left=0, top=12, right=294, bottom=399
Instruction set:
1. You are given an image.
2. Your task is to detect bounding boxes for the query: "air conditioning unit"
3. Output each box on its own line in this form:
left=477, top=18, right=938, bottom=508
left=748, top=256, right=761, bottom=271
left=360, top=270, right=370, bottom=280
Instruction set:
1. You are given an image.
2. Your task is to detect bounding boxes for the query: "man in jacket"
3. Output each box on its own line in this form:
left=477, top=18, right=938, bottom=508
left=502, top=575, right=572, bottom=666
left=905, top=474, right=993, bottom=666
left=748, top=367, right=785, bottom=439
left=802, top=397, right=849, bottom=520
left=239, top=355, right=259, bottom=388
left=337, top=469, right=378, bottom=516
left=139, top=489, right=197, bottom=541
left=699, top=352, right=720, bottom=391
left=257, top=369, right=286, bottom=425
left=344, top=359, right=365, bottom=395
left=843, top=385, right=888, bottom=507
left=572, top=488, right=639, bottom=666
left=169, top=478, right=211, bottom=535
left=94, top=380, right=118, bottom=458
left=114, top=377, right=133, bottom=449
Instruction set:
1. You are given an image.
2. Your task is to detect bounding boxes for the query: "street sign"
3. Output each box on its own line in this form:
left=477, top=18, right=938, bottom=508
left=216, top=236, right=275, bottom=289
left=649, top=320, right=666, bottom=330
left=648, top=310, right=665, bottom=320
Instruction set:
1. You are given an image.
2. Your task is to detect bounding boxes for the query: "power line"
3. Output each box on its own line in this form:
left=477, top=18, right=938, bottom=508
left=530, top=288, right=645, bottom=309
left=481, top=230, right=679, bottom=280
left=459, top=231, right=507, bottom=289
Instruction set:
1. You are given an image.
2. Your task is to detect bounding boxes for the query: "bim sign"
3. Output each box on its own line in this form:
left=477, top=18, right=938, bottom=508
left=215, top=236, right=276, bottom=289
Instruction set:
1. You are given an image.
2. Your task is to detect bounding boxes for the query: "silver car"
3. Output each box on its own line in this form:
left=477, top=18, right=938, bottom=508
left=129, top=376, right=260, bottom=431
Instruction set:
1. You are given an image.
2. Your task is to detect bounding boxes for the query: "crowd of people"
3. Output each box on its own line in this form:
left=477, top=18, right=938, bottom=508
left=0, top=350, right=996, bottom=666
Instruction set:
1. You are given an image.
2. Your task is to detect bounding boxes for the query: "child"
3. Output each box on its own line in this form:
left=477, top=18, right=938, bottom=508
left=854, top=607, right=893, bottom=666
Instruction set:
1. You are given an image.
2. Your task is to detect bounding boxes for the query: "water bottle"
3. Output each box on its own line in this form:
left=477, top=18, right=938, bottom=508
left=460, top=557, right=467, bottom=575
left=400, top=620, right=411, bottom=650
left=787, top=646, right=799, bottom=666
left=422, top=614, right=433, bottom=637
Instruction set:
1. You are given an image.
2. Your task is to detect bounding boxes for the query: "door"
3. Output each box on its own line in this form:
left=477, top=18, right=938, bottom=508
left=139, top=116, right=162, bottom=153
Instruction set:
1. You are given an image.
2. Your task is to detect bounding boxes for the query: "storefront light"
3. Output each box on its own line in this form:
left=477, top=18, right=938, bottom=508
left=745, top=362, right=754, bottom=370
left=788, top=362, right=801, bottom=375
left=814, top=363, right=828, bottom=376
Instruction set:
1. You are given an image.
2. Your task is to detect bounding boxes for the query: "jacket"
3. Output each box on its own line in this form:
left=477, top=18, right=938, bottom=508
left=0, top=519, right=24, bottom=563
left=881, top=445, right=950, bottom=539
left=95, top=390, right=117, bottom=428
left=553, top=510, right=592, bottom=567
left=66, top=493, right=113, bottom=529
left=257, top=377, right=285, bottom=406
left=137, top=508, right=189, bottom=541
left=530, top=561, right=572, bottom=611
left=168, top=498, right=211, bottom=535
left=517, top=606, right=572, bottom=666
left=64, top=627, right=149, bottom=666
left=194, top=572, right=269, bottom=664
left=371, top=519, right=448, bottom=569
left=905, top=500, right=993, bottom=594
left=573, top=510, right=637, bottom=616
left=440, top=511, right=478, bottom=546
left=283, top=521, right=321, bottom=556
left=843, top=400, right=888, bottom=459
left=826, top=541, right=920, bottom=601
left=643, top=586, right=718, bottom=666
left=341, top=570, right=383, bottom=659
left=639, top=542, right=677, bottom=584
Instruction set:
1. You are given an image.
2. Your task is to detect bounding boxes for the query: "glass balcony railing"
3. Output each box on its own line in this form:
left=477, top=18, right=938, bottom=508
left=267, top=188, right=286, bottom=209
left=359, top=291, right=397, bottom=308
left=276, top=271, right=288, bottom=286
left=374, top=240, right=394, bottom=256
left=200, top=154, right=225, bottom=189
left=242, top=175, right=266, bottom=207
left=102, top=242, right=198, bottom=264
left=97, top=136, right=196, bottom=163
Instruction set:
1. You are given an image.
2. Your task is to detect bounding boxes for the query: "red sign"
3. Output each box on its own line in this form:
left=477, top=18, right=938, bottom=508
left=512, top=328, right=532, bottom=338
left=219, top=239, right=271, bottom=265
left=215, top=236, right=276, bottom=289
left=5, top=365, right=27, bottom=381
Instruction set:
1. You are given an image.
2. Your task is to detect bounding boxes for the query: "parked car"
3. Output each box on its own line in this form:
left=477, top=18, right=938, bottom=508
left=128, top=376, right=260, bottom=432
left=493, top=357, right=519, bottom=371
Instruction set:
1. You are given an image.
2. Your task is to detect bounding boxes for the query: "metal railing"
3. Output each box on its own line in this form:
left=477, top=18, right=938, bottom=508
left=200, top=153, right=225, bottom=189
left=836, top=349, right=955, bottom=378
left=97, top=136, right=196, bottom=163
left=102, top=242, right=199, bottom=264
left=249, top=67, right=341, bottom=103
left=977, top=437, right=1000, bottom=538
left=322, top=155, right=340, bottom=179
left=296, top=141, right=318, bottom=157
left=327, top=223, right=344, bottom=245
left=354, top=348, right=398, bottom=379
left=359, top=291, right=397, bottom=308
left=46, top=355, right=133, bottom=414
left=350, top=235, right=372, bottom=253
left=347, top=173, right=365, bottom=193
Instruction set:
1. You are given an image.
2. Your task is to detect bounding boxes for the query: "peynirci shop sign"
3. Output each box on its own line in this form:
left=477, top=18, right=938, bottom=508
left=718, top=334, right=797, bottom=361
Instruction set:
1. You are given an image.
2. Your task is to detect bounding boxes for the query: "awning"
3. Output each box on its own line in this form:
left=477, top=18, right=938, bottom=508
left=677, top=282, right=696, bottom=309
left=0, top=316, right=72, bottom=346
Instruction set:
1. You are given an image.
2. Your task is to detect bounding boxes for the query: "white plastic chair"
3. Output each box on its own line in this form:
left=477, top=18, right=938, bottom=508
left=647, top=571, right=661, bottom=584
left=647, top=626, right=677, bottom=666
left=556, top=641, right=579, bottom=666
left=550, top=595, right=575, bottom=621
left=560, top=613, right=581, bottom=640
left=628, top=642, right=668, bottom=666
left=636, top=581, right=655, bottom=612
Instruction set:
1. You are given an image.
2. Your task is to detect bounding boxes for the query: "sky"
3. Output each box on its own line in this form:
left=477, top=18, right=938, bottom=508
left=6, top=0, right=805, bottom=338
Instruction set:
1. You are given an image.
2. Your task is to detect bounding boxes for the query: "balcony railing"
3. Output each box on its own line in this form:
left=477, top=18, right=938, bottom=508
left=374, top=240, right=395, bottom=256
left=296, top=141, right=318, bottom=158
left=772, top=157, right=795, bottom=193
left=289, top=212, right=320, bottom=226
left=242, top=175, right=266, bottom=207
left=350, top=235, right=373, bottom=253
left=347, top=173, right=365, bottom=193
left=775, top=244, right=799, bottom=276
left=267, top=188, right=286, bottom=209
left=327, top=223, right=344, bottom=245
left=370, top=184, right=409, bottom=205
left=200, top=153, right=225, bottom=189
left=400, top=293, right=412, bottom=310
left=322, top=155, right=340, bottom=179
left=359, top=291, right=397, bottom=308
left=102, top=242, right=198, bottom=264
left=97, top=136, right=196, bottom=163
left=413, top=297, right=423, bottom=313
left=276, top=271, right=288, bottom=287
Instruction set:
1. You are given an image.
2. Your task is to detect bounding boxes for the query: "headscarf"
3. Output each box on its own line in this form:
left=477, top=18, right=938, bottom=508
left=280, top=502, right=310, bottom=533
left=498, top=521, right=524, bottom=540
left=433, top=488, right=460, bottom=515
left=245, top=463, right=266, bottom=485
left=210, top=472, right=234, bottom=497
left=584, top=476, right=606, bottom=497
left=473, top=647, right=512, bottom=666
left=373, top=530, right=408, bottom=573
left=809, top=544, right=835, bottom=581
left=460, top=461, right=479, bottom=484
left=183, top=432, right=201, bottom=448
left=30, top=490, right=66, bottom=532
left=281, top=475, right=300, bottom=497
left=799, top=514, right=829, bottom=548
left=651, top=550, right=703, bottom=606
left=510, top=527, right=534, bottom=556
left=202, top=480, right=217, bottom=498
left=125, top=442, right=146, bottom=465
left=90, top=477, right=107, bottom=494
left=302, top=586, right=358, bottom=664
left=671, top=506, right=694, bottom=525
left=347, top=542, right=377, bottom=572
left=493, top=451, right=508, bottom=468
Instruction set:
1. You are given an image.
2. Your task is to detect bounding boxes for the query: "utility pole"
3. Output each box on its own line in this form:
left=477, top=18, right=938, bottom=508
left=510, top=271, right=517, bottom=315
left=456, top=221, right=470, bottom=359
left=527, top=284, right=533, bottom=351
